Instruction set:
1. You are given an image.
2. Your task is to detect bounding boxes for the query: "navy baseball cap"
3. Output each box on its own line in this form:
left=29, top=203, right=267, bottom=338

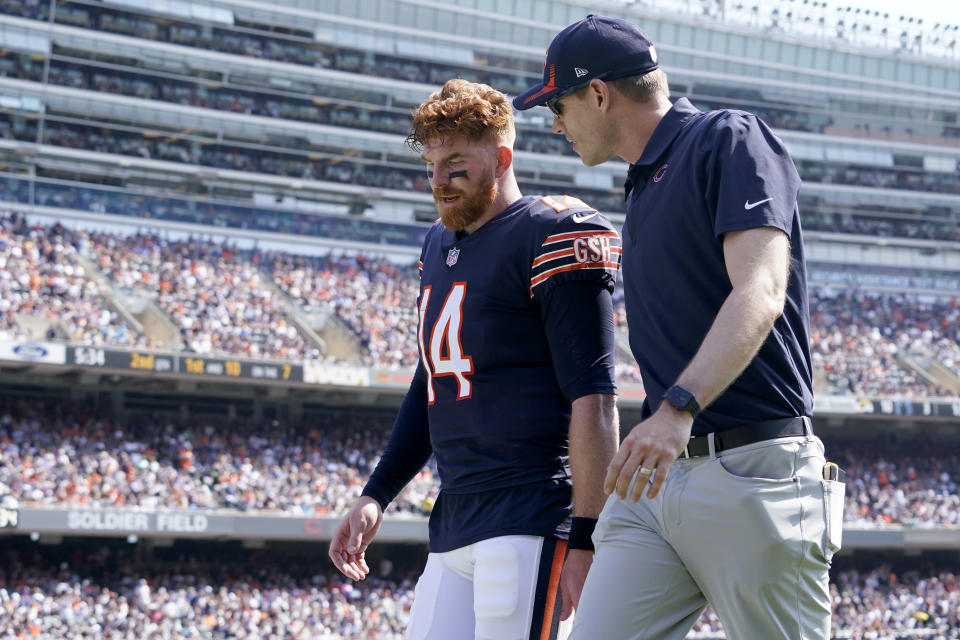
left=513, top=14, right=659, bottom=111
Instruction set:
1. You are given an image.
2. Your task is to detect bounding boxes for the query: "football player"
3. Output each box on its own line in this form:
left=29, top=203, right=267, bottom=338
left=329, top=78, right=621, bottom=640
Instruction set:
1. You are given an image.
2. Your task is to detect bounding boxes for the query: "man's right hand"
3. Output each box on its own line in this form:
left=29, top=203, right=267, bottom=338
left=328, top=496, right=384, bottom=581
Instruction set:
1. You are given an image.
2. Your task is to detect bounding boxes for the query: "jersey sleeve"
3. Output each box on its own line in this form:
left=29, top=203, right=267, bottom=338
left=529, top=199, right=622, bottom=300
left=361, top=362, right=433, bottom=511
left=538, top=280, right=618, bottom=402
left=708, top=112, right=801, bottom=238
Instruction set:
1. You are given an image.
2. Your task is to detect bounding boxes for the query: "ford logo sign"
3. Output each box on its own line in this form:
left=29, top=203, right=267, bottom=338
left=12, top=343, right=48, bottom=361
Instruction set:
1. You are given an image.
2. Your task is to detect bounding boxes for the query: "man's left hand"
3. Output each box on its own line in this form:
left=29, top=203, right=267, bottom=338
left=604, top=404, right=693, bottom=501
left=559, top=548, right=594, bottom=620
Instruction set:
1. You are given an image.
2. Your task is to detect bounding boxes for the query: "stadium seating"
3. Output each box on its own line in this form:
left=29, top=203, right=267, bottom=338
left=2, top=397, right=959, bottom=526
left=1, top=3, right=959, bottom=638
left=1, top=543, right=958, bottom=639
left=0, top=212, right=147, bottom=347
left=810, top=290, right=960, bottom=398
left=3, top=213, right=960, bottom=393
left=0, top=544, right=418, bottom=640
left=0, top=398, right=436, bottom=515
left=266, top=252, right=420, bottom=369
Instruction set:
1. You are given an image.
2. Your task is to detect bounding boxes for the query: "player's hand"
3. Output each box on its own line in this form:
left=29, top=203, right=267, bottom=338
left=604, top=404, right=693, bottom=501
left=328, top=496, right=383, bottom=581
left=559, top=548, right=593, bottom=621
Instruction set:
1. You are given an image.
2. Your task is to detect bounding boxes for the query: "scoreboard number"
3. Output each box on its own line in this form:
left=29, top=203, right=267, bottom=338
left=418, top=282, right=474, bottom=403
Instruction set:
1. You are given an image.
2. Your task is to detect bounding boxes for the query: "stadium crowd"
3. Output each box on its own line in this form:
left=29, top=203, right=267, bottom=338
left=0, top=399, right=438, bottom=516
left=810, top=290, right=960, bottom=398
left=1, top=546, right=959, bottom=639
left=836, top=439, right=960, bottom=528
left=265, top=252, right=420, bottom=370
left=0, top=212, right=147, bottom=348
left=90, top=232, right=320, bottom=361
left=830, top=566, right=960, bottom=639
left=0, top=547, right=418, bottom=640
left=1, top=397, right=959, bottom=526
left=2, top=213, right=960, bottom=397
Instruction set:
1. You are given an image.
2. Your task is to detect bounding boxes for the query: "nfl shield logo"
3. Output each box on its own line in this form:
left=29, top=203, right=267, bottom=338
left=446, top=248, right=460, bottom=267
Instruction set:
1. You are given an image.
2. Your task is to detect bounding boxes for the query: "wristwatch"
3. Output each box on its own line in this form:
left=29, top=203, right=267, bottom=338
left=663, top=385, right=701, bottom=418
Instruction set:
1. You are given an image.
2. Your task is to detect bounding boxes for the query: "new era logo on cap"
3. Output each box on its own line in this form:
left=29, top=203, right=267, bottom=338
left=513, top=14, right=660, bottom=111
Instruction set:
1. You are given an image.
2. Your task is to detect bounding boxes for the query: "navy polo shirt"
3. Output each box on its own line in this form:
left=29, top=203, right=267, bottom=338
left=621, top=98, right=813, bottom=435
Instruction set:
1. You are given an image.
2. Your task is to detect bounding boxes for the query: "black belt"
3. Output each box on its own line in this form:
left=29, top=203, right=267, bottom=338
left=678, top=416, right=810, bottom=459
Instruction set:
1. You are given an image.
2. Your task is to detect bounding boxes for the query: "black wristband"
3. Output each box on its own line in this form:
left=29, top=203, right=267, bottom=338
left=568, top=516, right=598, bottom=551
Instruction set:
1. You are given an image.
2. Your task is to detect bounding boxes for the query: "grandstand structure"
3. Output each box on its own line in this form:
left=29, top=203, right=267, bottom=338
left=0, top=0, right=958, bottom=637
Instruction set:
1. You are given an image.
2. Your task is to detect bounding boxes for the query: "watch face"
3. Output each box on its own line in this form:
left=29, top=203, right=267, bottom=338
left=666, top=385, right=698, bottom=416
left=668, top=387, right=692, bottom=407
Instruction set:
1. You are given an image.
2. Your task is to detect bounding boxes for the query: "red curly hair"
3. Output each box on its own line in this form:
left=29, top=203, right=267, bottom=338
left=406, top=79, right=516, bottom=152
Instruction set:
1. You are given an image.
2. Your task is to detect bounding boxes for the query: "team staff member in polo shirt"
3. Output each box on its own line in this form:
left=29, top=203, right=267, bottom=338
left=514, top=14, right=844, bottom=640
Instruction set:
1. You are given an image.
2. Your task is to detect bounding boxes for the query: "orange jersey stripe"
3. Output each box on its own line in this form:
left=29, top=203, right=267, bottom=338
left=531, top=247, right=574, bottom=269
left=532, top=246, right=622, bottom=269
left=529, top=261, right=621, bottom=296
left=539, top=539, right=567, bottom=640
left=542, top=230, right=619, bottom=246
left=531, top=260, right=622, bottom=287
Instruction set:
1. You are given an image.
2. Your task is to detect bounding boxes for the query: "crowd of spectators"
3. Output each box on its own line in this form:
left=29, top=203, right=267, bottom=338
left=90, top=232, right=320, bottom=361
left=3, top=396, right=960, bottom=527
left=1, top=545, right=960, bottom=638
left=2, top=213, right=960, bottom=395
left=830, top=567, right=960, bottom=639
left=0, top=399, right=437, bottom=516
left=0, top=211, right=147, bottom=347
left=1, top=392, right=960, bottom=636
left=266, top=252, right=420, bottom=370
left=810, top=290, right=960, bottom=398
left=0, top=546, right=418, bottom=639
left=827, top=437, right=960, bottom=528
left=0, top=211, right=422, bottom=365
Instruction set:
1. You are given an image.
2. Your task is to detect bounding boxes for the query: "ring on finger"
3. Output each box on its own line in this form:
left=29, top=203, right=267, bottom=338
left=638, top=466, right=654, bottom=477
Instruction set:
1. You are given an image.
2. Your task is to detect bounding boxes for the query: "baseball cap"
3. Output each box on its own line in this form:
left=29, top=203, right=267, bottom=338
left=513, top=14, right=659, bottom=111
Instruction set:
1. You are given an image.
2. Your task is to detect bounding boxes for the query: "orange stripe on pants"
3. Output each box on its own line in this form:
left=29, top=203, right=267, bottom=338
left=539, top=539, right=567, bottom=640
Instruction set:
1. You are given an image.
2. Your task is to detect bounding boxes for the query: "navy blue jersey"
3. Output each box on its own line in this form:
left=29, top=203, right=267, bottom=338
left=621, top=98, right=813, bottom=435
left=364, top=194, right=620, bottom=552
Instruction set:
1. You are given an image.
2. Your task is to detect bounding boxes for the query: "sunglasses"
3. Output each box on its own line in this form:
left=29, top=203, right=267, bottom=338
left=545, top=72, right=612, bottom=116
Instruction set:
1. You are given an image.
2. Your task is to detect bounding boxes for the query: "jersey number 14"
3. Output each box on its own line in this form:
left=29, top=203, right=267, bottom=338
left=418, top=282, right=473, bottom=403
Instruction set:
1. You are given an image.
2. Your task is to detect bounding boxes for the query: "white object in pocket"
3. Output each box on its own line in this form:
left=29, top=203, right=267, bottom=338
left=821, top=479, right=845, bottom=558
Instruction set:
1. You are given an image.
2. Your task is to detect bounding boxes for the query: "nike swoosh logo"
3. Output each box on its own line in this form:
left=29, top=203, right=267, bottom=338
left=744, top=198, right=773, bottom=210
left=572, top=211, right=598, bottom=223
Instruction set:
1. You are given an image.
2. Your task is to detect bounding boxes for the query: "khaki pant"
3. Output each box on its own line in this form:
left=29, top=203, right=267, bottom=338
left=570, top=434, right=842, bottom=640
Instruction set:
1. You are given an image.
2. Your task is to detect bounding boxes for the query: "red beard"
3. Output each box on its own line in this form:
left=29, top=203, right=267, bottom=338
left=433, top=173, right=498, bottom=231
